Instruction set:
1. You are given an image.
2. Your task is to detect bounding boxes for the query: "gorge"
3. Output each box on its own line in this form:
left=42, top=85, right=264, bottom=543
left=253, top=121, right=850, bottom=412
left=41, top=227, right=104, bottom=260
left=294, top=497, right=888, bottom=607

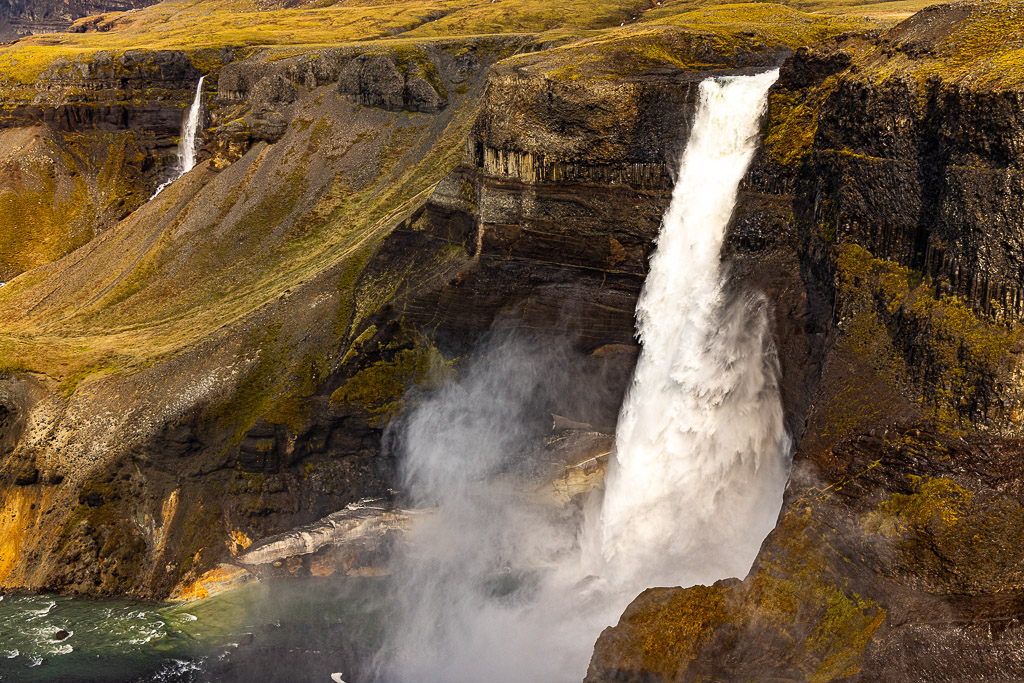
left=1, top=0, right=1024, bottom=680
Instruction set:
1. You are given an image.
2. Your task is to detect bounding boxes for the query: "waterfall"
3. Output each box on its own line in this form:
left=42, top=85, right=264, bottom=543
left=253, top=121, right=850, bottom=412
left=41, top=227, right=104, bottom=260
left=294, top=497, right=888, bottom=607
left=591, top=69, right=788, bottom=588
left=372, top=70, right=787, bottom=683
left=151, top=76, right=206, bottom=199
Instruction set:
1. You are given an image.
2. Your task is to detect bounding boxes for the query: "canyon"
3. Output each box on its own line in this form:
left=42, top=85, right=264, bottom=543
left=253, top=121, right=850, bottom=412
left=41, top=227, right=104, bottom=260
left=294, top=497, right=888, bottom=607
left=1, top=0, right=1023, bottom=680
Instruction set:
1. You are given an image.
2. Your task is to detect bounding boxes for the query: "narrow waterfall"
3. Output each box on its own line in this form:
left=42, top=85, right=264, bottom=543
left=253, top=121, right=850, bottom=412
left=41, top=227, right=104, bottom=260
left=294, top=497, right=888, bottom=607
left=592, top=69, right=788, bottom=588
left=151, top=76, right=206, bottom=198
left=374, top=70, right=787, bottom=683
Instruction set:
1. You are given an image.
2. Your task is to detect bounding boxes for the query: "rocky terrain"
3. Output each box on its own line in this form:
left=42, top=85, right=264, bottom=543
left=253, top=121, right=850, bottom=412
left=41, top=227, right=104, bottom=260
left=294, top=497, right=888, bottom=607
left=0, top=0, right=1022, bottom=679
left=0, top=0, right=865, bottom=600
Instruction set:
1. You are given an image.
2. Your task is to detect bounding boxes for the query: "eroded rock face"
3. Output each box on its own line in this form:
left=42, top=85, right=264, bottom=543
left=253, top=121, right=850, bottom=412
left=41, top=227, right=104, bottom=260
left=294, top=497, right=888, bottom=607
left=236, top=499, right=414, bottom=576
left=339, top=55, right=406, bottom=111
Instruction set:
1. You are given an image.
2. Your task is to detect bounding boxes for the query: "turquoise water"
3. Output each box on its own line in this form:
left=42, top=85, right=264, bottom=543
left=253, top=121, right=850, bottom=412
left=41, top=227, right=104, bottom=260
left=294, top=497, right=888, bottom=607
left=0, top=578, right=384, bottom=682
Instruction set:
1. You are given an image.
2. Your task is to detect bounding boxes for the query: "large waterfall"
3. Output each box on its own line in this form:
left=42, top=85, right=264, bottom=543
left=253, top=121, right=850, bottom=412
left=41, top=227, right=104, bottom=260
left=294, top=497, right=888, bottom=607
left=373, top=69, right=786, bottom=683
left=590, top=69, right=789, bottom=589
left=151, top=76, right=206, bottom=198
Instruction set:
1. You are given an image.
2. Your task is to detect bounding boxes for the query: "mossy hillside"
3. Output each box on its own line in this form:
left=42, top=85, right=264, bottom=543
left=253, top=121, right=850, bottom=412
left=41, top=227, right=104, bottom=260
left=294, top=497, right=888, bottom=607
left=0, top=47, right=486, bottom=389
left=853, top=1, right=1024, bottom=87
left=0, top=126, right=157, bottom=280
left=638, top=3, right=874, bottom=40
left=0, top=0, right=666, bottom=86
left=330, top=339, right=453, bottom=426
left=643, top=0, right=940, bottom=21
left=0, top=140, right=95, bottom=278
left=400, top=0, right=652, bottom=38
left=833, top=243, right=1023, bottom=432
left=0, top=0, right=906, bottom=91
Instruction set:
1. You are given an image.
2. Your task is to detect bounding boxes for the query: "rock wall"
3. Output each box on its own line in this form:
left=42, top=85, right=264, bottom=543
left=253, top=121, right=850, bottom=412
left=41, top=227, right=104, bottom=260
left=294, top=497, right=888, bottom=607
left=0, top=0, right=158, bottom=42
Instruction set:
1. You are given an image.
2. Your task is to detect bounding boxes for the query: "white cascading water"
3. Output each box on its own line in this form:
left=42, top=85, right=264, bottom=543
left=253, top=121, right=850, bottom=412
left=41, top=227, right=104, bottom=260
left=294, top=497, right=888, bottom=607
left=151, top=76, right=205, bottom=198
left=590, top=68, right=790, bottom=588
left=372, top=70, right=788, bottom=683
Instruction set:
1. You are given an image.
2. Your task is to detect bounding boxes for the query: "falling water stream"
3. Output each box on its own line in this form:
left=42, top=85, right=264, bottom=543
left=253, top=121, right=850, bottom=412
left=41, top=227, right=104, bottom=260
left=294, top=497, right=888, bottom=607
left=592, top=68, right=789, bottom=589
left=151, top=76, right=206, bottom=199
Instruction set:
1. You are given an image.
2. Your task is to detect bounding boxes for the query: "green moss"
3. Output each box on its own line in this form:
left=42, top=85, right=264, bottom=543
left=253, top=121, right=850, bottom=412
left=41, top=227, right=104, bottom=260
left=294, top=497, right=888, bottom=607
left=749, top=507, right=886, bottom=679
left=58, top=359, right=118, bottom=397
left=857, top=1, right=1024, bottom=88
left=330, top=342, right=451, bottom=426
left=334, top=249, right=374, bottom=340
left=864, top=475, right=973, bottom=538
left=513, top=3, right=874, bottom=82
left=807, top=587, right=886, bottom=681
left=262, top=350, right=329, bottom=433
left=390, top=44, right=449, bottom=100
left=613, top=585, right=728, bottom=679
left=765, top=75, right=842, bottom=168
left=213, top=323, right=287, bottom=435
left=833, top=243, right=1021, bottom=430
left=0, top=156, right=96, bottom=276
left=228, top=470, right=266, bottom=494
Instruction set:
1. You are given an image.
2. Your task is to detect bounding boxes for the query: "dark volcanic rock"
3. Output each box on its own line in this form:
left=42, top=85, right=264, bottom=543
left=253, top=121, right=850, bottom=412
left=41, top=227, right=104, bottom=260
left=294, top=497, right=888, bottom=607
left=338, top=54, right=406, bottom=111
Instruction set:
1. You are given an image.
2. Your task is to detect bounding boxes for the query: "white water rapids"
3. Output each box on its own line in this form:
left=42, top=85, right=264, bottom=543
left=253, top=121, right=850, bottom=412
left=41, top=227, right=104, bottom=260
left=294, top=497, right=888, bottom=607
left=590, top=68, right=790, bottom=588
left=371, top=69, right=787, bottom=683
left=151, top=76, right=205, bottom=198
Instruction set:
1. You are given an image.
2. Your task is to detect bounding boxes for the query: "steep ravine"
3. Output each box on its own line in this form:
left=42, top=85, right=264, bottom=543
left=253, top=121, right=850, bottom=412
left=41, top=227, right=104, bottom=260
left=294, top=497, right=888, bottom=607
left=1, top=1, right=1022, bottom=680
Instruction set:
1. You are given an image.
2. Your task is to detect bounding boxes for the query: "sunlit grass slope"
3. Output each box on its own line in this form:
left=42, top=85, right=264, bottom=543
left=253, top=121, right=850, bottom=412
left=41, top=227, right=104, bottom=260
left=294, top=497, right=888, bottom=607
left=0, top=0, right=948, bottom=84
left=0, top=0, right=651, bottom=82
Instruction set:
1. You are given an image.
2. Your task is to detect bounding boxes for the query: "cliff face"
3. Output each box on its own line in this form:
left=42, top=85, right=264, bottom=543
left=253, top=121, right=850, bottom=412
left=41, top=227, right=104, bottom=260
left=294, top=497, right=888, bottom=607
left=587, top=3, right=1024, bottom=680
left=0, top=49, right=223, bottom=279
left=0, top=0, right=158, bottom=42
left=4, top=0, right=1023, bottom=677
